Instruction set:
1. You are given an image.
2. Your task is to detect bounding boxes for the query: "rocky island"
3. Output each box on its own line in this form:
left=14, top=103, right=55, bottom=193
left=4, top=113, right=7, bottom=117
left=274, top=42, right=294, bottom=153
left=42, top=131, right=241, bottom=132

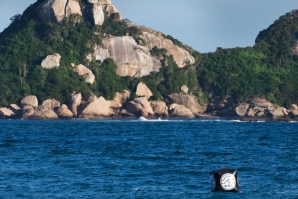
left=1, top=0, right=298, bottom=121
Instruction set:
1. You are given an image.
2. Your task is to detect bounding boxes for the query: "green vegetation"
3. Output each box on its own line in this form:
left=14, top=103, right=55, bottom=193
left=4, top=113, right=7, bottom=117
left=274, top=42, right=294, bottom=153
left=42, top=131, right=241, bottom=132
left=1, top=1, right=298, bottom=108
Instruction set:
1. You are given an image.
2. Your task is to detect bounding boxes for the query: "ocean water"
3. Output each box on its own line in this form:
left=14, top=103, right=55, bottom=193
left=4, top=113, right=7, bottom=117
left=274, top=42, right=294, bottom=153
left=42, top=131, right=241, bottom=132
left=0, top=119, right=297, bottom=198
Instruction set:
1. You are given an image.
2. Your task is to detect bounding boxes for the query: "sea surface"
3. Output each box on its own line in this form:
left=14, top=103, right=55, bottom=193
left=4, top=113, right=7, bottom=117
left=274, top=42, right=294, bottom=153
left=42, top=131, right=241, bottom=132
left=0, top=118, right=297, bottom=198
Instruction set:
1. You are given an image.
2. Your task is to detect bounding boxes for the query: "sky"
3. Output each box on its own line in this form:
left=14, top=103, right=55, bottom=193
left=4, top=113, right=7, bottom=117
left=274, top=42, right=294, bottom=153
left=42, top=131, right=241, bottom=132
left=0, top=0, right=297, bottom=53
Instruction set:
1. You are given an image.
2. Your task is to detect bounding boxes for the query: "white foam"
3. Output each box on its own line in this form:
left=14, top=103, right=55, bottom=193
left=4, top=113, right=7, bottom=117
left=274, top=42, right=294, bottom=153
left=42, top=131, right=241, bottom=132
left=137, top=117, right=168, bottom=122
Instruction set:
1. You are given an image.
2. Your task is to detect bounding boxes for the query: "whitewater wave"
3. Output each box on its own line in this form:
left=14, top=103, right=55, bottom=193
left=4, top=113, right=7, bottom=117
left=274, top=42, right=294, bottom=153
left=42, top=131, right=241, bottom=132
left=138, top=117, right=167, bottom=122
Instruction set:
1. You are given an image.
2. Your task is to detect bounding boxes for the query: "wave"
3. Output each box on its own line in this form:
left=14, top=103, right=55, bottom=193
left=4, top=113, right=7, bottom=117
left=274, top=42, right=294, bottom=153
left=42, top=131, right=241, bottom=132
left=138, top=117, right=167, bottom=122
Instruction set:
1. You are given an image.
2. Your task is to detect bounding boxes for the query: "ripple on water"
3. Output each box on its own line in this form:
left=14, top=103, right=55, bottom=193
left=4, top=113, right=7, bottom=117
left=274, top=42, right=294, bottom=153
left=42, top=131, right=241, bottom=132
left=0, top=119, right=297, bottom=198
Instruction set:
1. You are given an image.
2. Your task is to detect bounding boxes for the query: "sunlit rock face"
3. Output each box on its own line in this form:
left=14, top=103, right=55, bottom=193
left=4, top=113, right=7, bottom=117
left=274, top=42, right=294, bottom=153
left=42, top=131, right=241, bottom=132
left=41, top=53, right=61, bottom=69
left=36, top=0, right=121, bottom=25
left=72, top=64, right=95, bottom=84
left=141, top=32, right=195, bottom=68
left=101, top=36, right=162, bottom=77
left=36, top=0, right=82, bottom=24
left=89, top=32, right=195, bottom=77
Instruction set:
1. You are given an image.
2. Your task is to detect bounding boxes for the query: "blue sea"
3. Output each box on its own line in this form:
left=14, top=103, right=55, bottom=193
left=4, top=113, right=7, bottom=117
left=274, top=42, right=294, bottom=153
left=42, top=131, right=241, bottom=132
left=0, top=118, right=297, bottom=198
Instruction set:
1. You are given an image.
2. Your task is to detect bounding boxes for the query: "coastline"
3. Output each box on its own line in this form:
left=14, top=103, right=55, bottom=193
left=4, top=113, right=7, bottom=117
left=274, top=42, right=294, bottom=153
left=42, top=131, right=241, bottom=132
left=1, top=94, right=298, bottom=122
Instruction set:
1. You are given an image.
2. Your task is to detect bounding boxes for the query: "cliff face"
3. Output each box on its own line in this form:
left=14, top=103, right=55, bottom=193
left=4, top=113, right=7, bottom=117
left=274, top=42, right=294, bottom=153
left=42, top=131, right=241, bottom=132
left=102, top=36, right=162, bottom=77
left=88, top=32, right=195, bottom=77
left=36, top=0, right=195, bottom=78
left=36, top=0, right=82, bottom=24
left=36, top=0, right=121, bottom=25
left=141, top=32, right=195, bottom=68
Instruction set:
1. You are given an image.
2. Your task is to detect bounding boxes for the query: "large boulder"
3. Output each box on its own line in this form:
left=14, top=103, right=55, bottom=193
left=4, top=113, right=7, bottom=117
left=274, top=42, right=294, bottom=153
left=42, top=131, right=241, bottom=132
left=88, top=4, right=105, bottom=25
left=56, top=104, right=74, bottom=118
left=140, top=32, right=195, bottom=68
left=79, top=97, right=110, bottom=118
left=136, top=82, right=153, bottom=99
left=23, top=105, right=59, bottom=119
left=101, top=36, right=162, bottom=77
left=72, top=64, right=95, bottom=84
left=168, top=104, right=194, bottom=118
left=9, top=104, right=22, bottom=116
left=168, top=93, right=203, bottom=115
left=181, top=85, right=189, bottom=94
left=288, top=104, right=298, bottom=116
left=108, top=90, right=130, bottom=109
left=126, top=97, right=154, bottom=117
left=36, top=0, right=82, bottom=24
left=87, top=94, right=98, bottom=103
left=65, top=0, right=82, bottom=18
left=0, top=108, right=14, bottom=118
left=41, top=53, right=61, bottom=69
left=251, top=97, right=272, bottom=108
left=150, top=101, right=168, bottom=117
left=21, top=95, right=38, bottom=108
left=106, top=5, right=122, bottom=20
left=69, top=93, right=82, bottom=116
left=235, top=103, right=249, bottom=117
left=87, top=0, right=120, bottom=25
left=42, top=99, right=60, bottom=109
left=269, top=107, right=288, bottom=117
left=247, top=107, right=259, bottom=117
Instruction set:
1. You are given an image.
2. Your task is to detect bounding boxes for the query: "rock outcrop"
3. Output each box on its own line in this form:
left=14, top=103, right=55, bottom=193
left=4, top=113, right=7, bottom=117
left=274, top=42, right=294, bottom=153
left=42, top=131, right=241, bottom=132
left=88, top=4, right=105, bottom=25
left=251, top=97, right=273, bottom=108
left=69, top=93, right=82, bottom=116
left=108, top=90, right=130, bottom=109
left=126, top=97, right=154, bottom=117
left=79, top=96, right=110, bottom=118
left=36, top=0, right=82, bottom=24
left=87, top=94, right=98, bottom=103
left=181, top=85, right=189, bottom=94
left=87, top=45, right=110, bottom=62
left=269, top=107, right=288, bottom=117
left=168, top=93, right=203, bottom=116
left=101, top=36, right=162, bottom=77
left=106, top=5, right=122, bottom=20
left=56, top=104, right=73, bottom=118
left=42, top=99, right=60, bottom=109
left=246, top=97, right=272, bottom=117
left=288, top=104, right=298, bottom=116
left=0, top=108, right=14, bottom=117
left=37, top=0, right=121, bottom=25
left=140, top=32, right=195, bottom=68
left=41, top=53, right=61, bottom=69
left=9, top=104, right=22, bottom=115
left=235, top=103, right=249, bottom=117
left=150, top=101, right=168, bottom=117
left=21, top=95, right=38, bottom=108
left=72, top=64, right=95, bottom=84
left=136, top=82, right=153, bottom=99
left=25, top=105, right=59, bottom=119
left=168, top=104, right=194, bottom=118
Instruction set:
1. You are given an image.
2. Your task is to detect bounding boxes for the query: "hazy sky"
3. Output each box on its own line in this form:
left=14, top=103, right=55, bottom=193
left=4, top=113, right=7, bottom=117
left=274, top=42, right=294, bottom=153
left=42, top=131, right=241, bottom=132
left=0, top=0, right=297, bottom=53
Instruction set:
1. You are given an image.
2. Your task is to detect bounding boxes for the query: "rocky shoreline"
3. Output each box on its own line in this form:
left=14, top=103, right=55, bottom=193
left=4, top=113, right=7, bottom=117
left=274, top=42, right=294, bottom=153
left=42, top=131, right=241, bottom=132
left=1, top=82, right=298, bottom=122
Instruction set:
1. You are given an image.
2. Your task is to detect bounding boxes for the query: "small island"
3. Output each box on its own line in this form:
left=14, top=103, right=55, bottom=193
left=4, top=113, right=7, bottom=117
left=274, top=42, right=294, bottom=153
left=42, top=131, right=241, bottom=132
left=1, top=1, right=298, bottom=121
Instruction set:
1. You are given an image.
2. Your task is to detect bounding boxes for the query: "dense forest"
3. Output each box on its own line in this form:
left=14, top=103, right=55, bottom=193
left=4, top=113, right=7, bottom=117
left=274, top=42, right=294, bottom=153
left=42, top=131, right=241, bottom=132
left=1, top=1, right=298, bottom=108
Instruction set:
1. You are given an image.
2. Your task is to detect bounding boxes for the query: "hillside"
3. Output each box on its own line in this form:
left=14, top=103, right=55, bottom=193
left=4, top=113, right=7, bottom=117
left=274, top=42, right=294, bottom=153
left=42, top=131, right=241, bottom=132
left=0, top=0, right=198, bottom=106
left=1, top=0, right=298, bottom=119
